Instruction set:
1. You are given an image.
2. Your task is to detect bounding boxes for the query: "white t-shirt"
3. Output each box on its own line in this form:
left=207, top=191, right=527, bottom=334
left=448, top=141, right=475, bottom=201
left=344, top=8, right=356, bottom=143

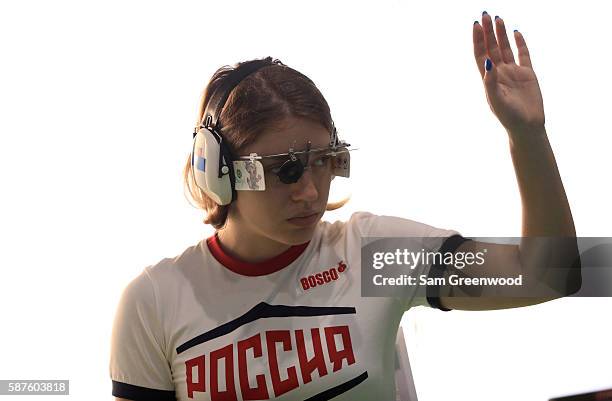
left=110, top=211, right=462, bottom=401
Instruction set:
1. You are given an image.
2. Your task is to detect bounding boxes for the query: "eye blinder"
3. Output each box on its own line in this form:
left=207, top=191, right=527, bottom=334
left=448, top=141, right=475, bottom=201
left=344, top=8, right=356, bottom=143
left=274, top=151, right=332, bottom=184
left=277, top=159, right=305, bottom=184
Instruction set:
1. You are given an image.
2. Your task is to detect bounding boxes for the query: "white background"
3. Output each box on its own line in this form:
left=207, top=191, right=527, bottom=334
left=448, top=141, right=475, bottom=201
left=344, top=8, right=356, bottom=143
left=0, top=0, right=611, bottom=400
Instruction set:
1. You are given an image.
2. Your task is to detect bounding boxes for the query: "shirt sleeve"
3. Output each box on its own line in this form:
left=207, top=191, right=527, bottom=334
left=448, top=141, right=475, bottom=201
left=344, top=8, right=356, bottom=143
left=424, top=234, right=473, bottom=311
left=109, top=269, right=176, bottom=401
left=346, top=211, right=463, bottom=311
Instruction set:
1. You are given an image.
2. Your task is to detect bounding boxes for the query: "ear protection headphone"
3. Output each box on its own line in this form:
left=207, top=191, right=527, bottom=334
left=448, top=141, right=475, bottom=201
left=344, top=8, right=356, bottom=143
left=191, top=59, right=273, bottom=205
left=191, top=58, right=350, bottom=206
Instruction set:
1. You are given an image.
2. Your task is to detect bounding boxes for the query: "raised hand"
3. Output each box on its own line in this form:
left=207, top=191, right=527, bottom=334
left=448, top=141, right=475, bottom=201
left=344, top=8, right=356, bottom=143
left=473, top=12, right=545, bottom=135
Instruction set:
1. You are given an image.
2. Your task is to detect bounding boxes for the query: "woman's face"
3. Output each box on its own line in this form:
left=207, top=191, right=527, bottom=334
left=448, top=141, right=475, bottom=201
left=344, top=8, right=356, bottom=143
left=229, top=117, right=333, bottom=246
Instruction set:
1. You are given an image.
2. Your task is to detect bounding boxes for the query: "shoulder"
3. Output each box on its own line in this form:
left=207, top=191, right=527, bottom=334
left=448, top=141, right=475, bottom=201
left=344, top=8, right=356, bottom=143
left=143, top=241, right=205, bottom=283
left=118, top=241, right=206, bottom=308
left=321, top=211, right=457, bottom=239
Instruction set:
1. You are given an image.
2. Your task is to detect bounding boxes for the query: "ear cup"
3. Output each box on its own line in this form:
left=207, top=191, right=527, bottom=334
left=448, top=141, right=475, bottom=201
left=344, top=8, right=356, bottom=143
left=192, top=128, right=233, bottom=205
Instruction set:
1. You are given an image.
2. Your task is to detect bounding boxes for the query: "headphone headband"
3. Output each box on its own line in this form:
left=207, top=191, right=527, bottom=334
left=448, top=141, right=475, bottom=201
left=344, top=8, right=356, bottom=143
left=201, top=58, right=281, bottom=134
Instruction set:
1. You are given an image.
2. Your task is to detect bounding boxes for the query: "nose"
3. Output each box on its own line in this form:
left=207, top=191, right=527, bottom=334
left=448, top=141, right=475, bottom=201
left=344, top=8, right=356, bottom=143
left=290, top=169, right=319, bottom=203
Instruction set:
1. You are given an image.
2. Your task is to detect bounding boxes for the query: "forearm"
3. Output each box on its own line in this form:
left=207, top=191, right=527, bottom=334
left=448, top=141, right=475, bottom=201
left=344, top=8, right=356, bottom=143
left=508, top=127, right=576, bottom=236
left=508, top=127, right=580, bottom=295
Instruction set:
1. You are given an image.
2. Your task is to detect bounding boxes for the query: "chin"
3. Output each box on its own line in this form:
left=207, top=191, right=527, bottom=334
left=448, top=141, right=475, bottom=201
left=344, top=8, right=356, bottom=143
left=283, top=224, right=318, bottom=245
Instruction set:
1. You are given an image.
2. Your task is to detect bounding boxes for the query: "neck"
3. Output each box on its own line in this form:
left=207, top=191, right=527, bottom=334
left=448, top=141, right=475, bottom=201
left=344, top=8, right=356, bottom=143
left=216, top=220, right=292, bottom=264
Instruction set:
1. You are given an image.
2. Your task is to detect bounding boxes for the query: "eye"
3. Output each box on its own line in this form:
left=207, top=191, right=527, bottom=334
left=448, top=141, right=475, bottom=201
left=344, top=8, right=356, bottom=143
left=264, top=162, right=284, bottom=174
left=312, top=155, right=330, bottom=168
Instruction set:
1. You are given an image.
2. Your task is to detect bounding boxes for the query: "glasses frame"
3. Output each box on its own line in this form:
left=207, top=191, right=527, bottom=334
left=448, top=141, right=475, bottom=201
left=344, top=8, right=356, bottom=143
left=234, top=141, right=351, bottom=162
left=233, top=140, right=353, bottom=185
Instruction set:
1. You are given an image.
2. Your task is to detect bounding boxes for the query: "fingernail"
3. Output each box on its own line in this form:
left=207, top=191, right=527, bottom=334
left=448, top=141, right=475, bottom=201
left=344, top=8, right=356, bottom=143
left=485, top=58, right=492, bottom=71
left=494, top=15, right=500, bottom=20
left=514, top=29, right=519, bottom=33
left=474, top=20, right=479, bottom=25
left=482, top=10, right=488, bottom=16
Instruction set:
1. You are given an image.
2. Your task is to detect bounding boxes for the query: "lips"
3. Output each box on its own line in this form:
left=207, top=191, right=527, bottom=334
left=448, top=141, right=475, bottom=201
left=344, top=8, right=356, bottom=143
left=287, top=212, right=321, bottom=227
left=290, top=212, right=319, bottom=219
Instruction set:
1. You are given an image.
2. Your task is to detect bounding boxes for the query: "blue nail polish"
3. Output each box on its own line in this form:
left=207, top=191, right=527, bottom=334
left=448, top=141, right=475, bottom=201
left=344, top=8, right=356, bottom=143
left=514, top=29, right=519, bottom=32
left=485, top=58, right=492, bottom=71
left=482, top=11, right=488, bottom=16
left=494, top=15, right=500, bottom=20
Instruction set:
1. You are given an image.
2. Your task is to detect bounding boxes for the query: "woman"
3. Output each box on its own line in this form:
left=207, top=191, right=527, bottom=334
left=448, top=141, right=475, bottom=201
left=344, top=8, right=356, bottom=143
left=110, top=12, right=580, bottom=401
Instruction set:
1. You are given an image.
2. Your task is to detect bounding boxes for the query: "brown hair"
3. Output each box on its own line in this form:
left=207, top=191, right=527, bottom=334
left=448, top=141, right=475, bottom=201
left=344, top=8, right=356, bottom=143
left=183, top=57, right=348, bottom=229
